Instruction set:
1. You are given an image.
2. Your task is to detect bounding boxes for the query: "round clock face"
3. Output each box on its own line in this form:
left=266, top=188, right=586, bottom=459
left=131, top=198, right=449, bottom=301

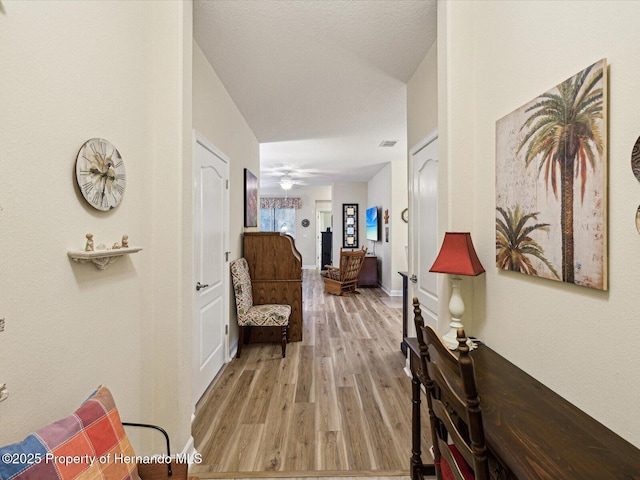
left=75, top=138, right=126, bottom=211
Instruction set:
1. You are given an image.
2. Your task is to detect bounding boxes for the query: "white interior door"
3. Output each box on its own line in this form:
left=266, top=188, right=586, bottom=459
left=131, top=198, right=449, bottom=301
left=193, top=132, right=229, bottom=404
left=409, top=131, right=439, bottom=330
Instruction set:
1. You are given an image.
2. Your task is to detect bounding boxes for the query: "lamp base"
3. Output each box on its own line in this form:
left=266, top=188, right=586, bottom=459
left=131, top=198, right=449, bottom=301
left=443, top=276, right=477, bottom=351
left=441, top=320, right=478, bottom=351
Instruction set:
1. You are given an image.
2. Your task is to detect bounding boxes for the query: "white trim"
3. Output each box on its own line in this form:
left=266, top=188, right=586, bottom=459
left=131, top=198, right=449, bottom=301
left=181, top=435, right=196, bottom=456
left=384, top=286, right=403, bottom=297
left=229, top=340, right=238, bottom=359
left=192, top=130, right=231, bottom=405
left=302, top=264, right=318, bottom=270
left=183, top=414, right=199, bottom=469
left=409, top=129, right=438, bottom=156
left=380, top=284, right=402, bottom=297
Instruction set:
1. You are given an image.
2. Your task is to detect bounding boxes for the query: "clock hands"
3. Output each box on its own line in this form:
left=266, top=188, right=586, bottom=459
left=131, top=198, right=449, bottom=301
left=100, top=170, right=108, bottom=204
left=98, top=162, right=118, bottom=208
left=77, top=139, right=125, bottom=211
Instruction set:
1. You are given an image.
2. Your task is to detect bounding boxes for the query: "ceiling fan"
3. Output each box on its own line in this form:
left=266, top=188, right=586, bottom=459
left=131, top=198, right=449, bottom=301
left=262, top=165, right=319, bottom=190
left=279, top=174, right=295, bottom=190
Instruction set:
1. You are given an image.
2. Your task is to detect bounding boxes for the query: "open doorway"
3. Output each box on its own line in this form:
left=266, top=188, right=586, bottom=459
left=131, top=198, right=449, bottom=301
left=316, top=200, right=332, bottom=269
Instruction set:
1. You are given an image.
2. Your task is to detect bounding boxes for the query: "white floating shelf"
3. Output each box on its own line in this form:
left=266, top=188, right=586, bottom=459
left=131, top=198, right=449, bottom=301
left=68, top=246, right=143, bottom=270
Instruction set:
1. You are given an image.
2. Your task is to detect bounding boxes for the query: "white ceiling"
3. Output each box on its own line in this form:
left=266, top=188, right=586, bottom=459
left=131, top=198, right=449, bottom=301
left=194, top=0, right=437, bottom=190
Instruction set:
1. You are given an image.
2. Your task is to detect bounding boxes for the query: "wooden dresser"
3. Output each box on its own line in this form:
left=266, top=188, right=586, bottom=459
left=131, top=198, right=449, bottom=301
left=357, top=255, right=378, bottom=287
left=243, top=232, right=303, bottom=342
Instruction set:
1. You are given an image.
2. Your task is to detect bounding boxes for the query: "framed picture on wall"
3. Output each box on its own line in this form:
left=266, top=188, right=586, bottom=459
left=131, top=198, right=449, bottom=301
left=343, top=203, right=358, bottom=248
left=496, top=59, right=607, bottom=290
left=244, top=168, right=258, bottom=227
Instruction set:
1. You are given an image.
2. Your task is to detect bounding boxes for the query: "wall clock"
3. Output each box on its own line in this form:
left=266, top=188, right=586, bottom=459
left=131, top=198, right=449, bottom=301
left=301, top=218, right=310, bottom=228
left=75, top=138, right=126, bottom=211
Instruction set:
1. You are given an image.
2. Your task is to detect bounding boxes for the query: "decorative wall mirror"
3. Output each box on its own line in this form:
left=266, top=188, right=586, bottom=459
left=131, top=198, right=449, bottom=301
left=343, top=203, right=358, bottom=248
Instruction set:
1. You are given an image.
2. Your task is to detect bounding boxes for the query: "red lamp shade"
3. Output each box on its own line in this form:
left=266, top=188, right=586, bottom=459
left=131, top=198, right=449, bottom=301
left=429, top=232, right=485, bottom=276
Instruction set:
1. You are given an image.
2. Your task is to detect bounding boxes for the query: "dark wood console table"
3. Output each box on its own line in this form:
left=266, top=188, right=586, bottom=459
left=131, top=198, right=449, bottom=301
left=404, top=337, right=640, bottom=480
left=357, top=255, right=378, bottom=287
left=398, top=272, right=408, bottom=357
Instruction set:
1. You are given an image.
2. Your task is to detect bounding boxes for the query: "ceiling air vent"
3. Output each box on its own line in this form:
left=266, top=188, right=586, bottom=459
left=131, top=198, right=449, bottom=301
left=379, top=140, right=398, bottom=147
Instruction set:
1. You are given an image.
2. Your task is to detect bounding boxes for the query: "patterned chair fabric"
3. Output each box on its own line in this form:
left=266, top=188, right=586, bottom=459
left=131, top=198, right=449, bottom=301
left=230, top=258, right=291, bottom=358
left=230, top=258, right=290, bottom=326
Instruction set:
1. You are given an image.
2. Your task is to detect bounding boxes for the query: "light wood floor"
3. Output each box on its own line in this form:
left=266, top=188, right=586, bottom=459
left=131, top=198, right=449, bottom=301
left=191, top=269, right=431, bottom=479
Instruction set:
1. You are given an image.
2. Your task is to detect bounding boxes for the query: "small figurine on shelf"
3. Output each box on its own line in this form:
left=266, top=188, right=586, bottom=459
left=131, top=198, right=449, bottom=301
left=121, top=234, right=129, bottom=248
left=112, top=242, right=121, bottom=249
left=85, top=233, right=94, bottom=252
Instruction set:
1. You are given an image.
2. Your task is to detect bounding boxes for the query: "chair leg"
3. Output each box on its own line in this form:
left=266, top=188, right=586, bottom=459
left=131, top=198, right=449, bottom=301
left=281, top=326, right=287, bottom=358
left=236, top=325, right=244, bottom=359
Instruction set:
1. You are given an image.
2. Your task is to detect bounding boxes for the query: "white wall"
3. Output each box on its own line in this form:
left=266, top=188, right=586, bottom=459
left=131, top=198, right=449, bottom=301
left=407, top=40, right=438, bottom=336
left=439, top=0, right=640, bottom=447
left=391, top=159, right=409, bottom=285
left=0, top=0, right=193, bottom=452
left=367, top=161, right=409, bottom=295
left=261, top=185, right=332, bottom=268
left=367, top=165, right=391, bottom=291
left=330, top=183, right=368, bottom=262
left=150, top=0, right=193, bottom=455
left=192, top=41, right=261, bottom=354
left=408, top=42, right=438, bottom=150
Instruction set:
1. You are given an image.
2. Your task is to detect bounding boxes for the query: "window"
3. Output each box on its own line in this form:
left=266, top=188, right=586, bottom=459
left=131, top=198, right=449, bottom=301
left=260, top=207, right=297, bottom=238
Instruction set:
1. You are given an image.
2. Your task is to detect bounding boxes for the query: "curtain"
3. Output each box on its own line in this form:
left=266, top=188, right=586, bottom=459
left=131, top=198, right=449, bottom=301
left=260, top=197, right=302, bottom=209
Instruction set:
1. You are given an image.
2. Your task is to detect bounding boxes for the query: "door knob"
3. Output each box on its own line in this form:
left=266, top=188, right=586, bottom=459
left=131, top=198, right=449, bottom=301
left=410, top=274, right=418, bottom=283
left=196, top=281, right=209, bottom=291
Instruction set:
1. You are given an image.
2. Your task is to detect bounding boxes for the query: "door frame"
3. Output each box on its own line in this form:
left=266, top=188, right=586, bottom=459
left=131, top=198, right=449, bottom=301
left=192, top=130, right=230, bottom=406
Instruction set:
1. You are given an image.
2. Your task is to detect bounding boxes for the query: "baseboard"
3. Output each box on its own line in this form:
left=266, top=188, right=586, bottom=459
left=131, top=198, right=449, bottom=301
left=185, top=414, right=202, bottom=469
left=302, top=264, right=317, bottom=270
left=380, top=284, right=402, bottom=297
left=182, top=434, right=196, bottom=457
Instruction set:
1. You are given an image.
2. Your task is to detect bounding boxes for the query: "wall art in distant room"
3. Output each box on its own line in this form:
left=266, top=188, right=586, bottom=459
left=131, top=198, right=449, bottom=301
left=244, top=168, right=258, bottom=227
left=496, top=59, right=607, bottom=290
left=343, top=204, right=358, bottom=247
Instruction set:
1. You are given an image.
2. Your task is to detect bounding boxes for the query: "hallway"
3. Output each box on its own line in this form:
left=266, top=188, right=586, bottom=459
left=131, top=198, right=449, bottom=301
left=191, top=269, right=430, bottom=478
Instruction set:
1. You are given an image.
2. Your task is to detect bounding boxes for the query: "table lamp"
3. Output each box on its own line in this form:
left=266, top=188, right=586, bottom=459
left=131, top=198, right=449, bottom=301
left=429, top=232, right=485, bottom=350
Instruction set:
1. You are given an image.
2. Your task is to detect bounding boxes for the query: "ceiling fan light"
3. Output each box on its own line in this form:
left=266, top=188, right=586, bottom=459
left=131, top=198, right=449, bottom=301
left=280, top=175, right=294, bottom=190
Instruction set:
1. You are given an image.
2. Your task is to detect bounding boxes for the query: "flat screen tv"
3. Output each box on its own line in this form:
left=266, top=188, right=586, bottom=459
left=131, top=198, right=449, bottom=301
left=366, top=206, right=379, bottom=241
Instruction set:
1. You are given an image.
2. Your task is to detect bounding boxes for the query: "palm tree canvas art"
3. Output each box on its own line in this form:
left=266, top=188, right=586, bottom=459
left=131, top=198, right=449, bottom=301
left=496, top=59, right=608, bottom=290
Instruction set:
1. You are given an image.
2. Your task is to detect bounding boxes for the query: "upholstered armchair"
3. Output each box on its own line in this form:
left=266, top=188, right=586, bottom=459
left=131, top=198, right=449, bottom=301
left=230, top=257, right=290, bottom=358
